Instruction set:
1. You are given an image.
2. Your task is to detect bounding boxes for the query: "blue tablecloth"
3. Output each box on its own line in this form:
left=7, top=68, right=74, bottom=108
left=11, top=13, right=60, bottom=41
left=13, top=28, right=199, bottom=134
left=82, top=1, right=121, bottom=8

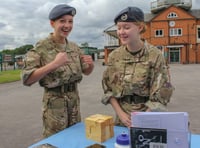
left=29, top=122, right=200, bottom=148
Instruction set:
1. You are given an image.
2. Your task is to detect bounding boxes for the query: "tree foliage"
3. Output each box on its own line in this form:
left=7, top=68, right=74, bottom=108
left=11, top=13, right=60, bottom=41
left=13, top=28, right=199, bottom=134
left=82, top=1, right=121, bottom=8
left=81, top=42, right=89, bottom=47
left=0, top=44, right=33, bottom=55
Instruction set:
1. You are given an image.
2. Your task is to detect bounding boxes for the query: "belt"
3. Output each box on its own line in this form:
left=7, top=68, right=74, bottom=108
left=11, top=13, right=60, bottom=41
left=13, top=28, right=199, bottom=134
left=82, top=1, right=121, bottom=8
left=46, top=83, right=76, bottom=93
left=121, top=94, right=149, bottom=104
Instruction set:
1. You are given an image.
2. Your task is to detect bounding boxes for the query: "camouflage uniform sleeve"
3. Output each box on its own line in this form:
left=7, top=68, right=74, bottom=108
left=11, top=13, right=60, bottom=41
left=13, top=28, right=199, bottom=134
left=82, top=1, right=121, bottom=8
left=145, top=53, right=174, bottom=111
left=101, top=68, right=114, bottom=105
left=21, top=48, right=41, bottom=86
left=101, top=52, right=113, bottom=105
left=101, top=54, right=121, bottom=105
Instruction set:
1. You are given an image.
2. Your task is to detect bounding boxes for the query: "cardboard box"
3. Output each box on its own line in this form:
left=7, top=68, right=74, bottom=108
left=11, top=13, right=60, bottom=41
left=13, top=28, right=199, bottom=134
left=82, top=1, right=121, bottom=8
left=85, top=114, right=114, bottom=142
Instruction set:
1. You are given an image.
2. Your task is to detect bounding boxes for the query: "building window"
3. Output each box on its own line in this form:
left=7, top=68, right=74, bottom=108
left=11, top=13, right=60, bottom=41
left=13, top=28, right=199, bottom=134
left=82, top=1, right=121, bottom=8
left=155, top=29, right=164, bottom=37
left=170, top=28, right=182, bottom=36
left=167, top=12, right=178, bottom=18
left=198, top=27, right=200, bottom=39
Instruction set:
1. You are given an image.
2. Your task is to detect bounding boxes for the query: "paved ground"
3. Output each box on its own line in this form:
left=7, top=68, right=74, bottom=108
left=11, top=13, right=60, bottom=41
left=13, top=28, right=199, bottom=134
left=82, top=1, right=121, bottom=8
left=0, top=60, right=200, bottom=148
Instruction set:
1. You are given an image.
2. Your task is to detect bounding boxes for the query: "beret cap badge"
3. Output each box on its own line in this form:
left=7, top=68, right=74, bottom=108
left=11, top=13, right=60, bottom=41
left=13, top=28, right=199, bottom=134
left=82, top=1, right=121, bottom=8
left=71, top=9, right=76, bottom=16
left=120, top=14, right=128, bottom=21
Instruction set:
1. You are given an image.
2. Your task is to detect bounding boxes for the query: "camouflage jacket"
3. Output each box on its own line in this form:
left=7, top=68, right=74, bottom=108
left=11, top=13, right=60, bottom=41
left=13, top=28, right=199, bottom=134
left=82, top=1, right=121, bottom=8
left=102, top=41, right=174, bottom=111
left=22, top=33, right=86, bottom=88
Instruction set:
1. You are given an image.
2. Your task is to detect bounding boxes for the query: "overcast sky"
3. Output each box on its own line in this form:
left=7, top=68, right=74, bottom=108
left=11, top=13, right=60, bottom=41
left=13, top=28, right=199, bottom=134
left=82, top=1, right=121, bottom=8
left=0, top=0, right=200, bottom=50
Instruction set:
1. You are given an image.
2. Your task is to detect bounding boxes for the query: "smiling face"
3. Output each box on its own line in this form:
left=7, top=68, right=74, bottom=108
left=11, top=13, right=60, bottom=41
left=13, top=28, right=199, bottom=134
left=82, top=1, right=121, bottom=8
left=50, top=14, right=74, bottom=42
left=116, top=22, right=143, bottom=46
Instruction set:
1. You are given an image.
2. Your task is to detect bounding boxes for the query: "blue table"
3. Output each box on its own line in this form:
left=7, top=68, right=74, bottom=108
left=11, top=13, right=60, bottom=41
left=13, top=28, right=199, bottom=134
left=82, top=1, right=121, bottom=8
left=29, top=122, right=200, bottom=148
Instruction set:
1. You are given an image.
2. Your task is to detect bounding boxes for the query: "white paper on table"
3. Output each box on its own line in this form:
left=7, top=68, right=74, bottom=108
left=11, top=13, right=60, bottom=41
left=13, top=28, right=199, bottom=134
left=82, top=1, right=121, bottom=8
left=131, top=112, right=190, bottom=148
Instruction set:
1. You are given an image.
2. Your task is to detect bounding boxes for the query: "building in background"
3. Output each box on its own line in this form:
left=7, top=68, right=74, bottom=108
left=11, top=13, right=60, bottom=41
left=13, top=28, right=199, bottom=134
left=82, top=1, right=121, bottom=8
left=80, top=46, right=98, bottom=61
left=103, top=25, right=119, bottom=65
left=103, top=0, right=200, bottom=64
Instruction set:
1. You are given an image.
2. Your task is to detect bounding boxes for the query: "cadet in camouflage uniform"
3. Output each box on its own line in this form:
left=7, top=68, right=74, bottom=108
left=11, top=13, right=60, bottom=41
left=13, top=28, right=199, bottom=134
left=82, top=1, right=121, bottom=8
left=102, top=7, right=174, bottom=127
left=22, top=4, right=94, bottom=138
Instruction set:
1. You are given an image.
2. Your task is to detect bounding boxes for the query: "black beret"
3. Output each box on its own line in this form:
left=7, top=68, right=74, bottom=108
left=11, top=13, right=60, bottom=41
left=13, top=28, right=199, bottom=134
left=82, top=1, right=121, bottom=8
left=49, top=4, right=76, bottom=20
left=114, top=7, right=144, bottom=24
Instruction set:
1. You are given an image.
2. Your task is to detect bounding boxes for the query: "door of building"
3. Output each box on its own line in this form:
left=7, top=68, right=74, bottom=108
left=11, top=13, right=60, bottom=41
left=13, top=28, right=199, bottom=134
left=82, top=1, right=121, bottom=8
left=169, top=48, right=180, bottom=63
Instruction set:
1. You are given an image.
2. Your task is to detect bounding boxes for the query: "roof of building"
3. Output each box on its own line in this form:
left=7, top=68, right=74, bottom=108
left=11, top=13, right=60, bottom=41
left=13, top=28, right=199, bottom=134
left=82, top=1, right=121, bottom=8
left=145, top=7, right=200, bottom=22
left=189, top=9, right=200, bottom=19
left=144, top=13, right=157, bottom=22
left=103, top=24, right=117, bottom=38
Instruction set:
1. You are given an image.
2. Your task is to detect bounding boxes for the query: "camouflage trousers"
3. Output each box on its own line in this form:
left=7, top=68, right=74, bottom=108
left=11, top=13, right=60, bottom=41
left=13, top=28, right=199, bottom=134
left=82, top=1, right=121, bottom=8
left=115, top=101, right=148, bottom=126
left=42, top=88, right=81, bottom=138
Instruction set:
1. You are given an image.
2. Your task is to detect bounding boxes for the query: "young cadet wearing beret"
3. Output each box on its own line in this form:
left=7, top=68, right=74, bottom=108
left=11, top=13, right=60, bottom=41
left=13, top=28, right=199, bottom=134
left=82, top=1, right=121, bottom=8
left=101, top=7, right=174, bottom=127
left=22, top=4, right=94, bottom=138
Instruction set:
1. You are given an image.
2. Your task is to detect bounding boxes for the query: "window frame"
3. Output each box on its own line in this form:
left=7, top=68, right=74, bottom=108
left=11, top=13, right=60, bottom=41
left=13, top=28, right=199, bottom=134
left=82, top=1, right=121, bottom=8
left=155, top=29, right=164, bottom=37
left=197, top=25, right=200, bottom=43
left=169, top=28, right=182, bottom=36
left=167, top=12, right=178, bottom=18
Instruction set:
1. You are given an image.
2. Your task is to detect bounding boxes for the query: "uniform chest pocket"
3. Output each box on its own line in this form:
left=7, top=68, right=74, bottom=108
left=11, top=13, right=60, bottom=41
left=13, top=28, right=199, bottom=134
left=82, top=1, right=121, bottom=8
left=67, top=52, right=82, bottom=74
left=132, top=62, right=150, bottom=83
left=124, top=62, right=150, bottom=87
left=69, top=52, right=80, bottom=62
left=122, top=62, right=150, bottom=96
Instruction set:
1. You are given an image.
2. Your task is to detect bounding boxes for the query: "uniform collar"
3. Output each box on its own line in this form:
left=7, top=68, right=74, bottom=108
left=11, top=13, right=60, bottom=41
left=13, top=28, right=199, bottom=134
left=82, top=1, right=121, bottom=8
left=48, top=33, right=69, bottom=44
left=122, top=41, right=149, bottom=62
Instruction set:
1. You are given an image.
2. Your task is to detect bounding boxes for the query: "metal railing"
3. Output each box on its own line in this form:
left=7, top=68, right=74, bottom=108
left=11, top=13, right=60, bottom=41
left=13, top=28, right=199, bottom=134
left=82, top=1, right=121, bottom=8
left=151, top=0, right=192, bottom=13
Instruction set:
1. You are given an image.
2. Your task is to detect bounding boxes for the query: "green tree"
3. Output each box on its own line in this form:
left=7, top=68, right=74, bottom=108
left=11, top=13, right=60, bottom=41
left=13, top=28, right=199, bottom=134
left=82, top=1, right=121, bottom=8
left=14, top=44, right=33, bottom=54
left=81, top=42, right=89, bottom=47
left=0, top=44, right=33, bottom=55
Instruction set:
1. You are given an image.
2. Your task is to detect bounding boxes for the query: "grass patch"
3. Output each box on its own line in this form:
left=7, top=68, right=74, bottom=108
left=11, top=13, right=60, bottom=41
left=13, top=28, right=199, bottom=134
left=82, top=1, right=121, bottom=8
left=0, top=70, right=21, bottom=84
